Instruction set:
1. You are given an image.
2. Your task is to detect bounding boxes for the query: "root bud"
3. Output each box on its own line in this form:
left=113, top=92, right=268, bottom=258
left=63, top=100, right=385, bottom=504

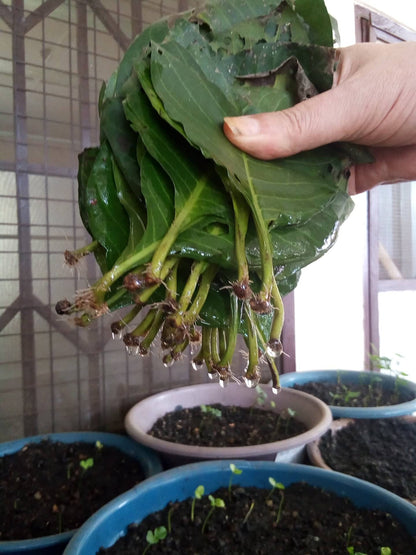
left=55, top=299, right=72, bottom=315
left=231, top=279, right=253, bottom=300
left=249, top=295, right=272, bottom=314
left=123, top=273, right=146, bottom=292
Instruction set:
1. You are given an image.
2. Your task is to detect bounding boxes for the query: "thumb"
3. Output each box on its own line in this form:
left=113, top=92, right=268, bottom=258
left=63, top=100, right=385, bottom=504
left=223, top=87, right=356, bottom=160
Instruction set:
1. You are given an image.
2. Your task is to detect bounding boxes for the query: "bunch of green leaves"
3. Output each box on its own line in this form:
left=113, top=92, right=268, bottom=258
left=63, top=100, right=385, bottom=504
left=58, top=0, right=368, bottom=389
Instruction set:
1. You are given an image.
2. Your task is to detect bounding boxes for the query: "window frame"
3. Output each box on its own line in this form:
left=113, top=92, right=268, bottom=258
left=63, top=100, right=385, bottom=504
left=355, top=5, right=416, bottom=367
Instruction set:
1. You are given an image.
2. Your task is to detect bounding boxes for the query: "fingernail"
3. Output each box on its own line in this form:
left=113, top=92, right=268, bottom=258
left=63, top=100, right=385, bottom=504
left=224, top=116, right=260, bottom=137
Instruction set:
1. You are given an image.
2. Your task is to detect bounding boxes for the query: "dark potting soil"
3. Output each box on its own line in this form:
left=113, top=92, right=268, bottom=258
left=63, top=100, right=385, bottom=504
left=318, top=417, right=416, bottom=500
left=0, top=439, right=146, bottom=541
left=99, top=482, right=416, bottom=554
left=149, top=404, right=307, bottom=447
left=292, top=378, right=414, bottom=407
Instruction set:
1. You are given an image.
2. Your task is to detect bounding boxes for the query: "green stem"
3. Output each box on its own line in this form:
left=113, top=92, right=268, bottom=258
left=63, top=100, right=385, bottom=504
left=111, top=304, right=142, bottom=338
left=146, top=175, right=210, bottom=280
left=93, top=240, right=160, bottom=303
left=210, top=327, right=220, bottom=365
left=244, top=304, right=260, bottom=382
left=218, top=328, right=227, bottom=360
left=140, top=308, right=165, bottom=352
left=131, top=309, right=157, bottom=337
left=230, top=190, right=252, bottom=297
left=254, top=314, right=281, bottom=390
left=105, top=286, right=133, bottom=310
left=163, top=337, right=190, bottom=366
left=201, top=507, right=215, bottom=535
left=218, top=294, right=239, bottom=367
left=183, top=264, right=218, bottom=327
left=201, top=325, right=216, bottom=377
left=270, top=278, right=285, bottom=345
left=242, top=154, right=274, bottom=308
left=135, top=257, right=178, bottom=305
left=65, top=240, right=99, bottom=264
left=178, top=261, right=208, bottom=314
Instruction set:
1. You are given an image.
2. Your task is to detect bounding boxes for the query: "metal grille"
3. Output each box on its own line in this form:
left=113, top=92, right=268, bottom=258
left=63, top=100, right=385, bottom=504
left=0, top=0, right=216, bottom=442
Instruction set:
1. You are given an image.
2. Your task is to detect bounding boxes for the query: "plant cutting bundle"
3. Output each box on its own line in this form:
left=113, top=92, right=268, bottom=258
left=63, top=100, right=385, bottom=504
left=57, top=0, right=366, bottom=389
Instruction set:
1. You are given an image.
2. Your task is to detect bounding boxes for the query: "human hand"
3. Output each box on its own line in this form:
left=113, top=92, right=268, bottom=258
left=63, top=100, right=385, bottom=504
left=223, top=41, right=416, bottom=194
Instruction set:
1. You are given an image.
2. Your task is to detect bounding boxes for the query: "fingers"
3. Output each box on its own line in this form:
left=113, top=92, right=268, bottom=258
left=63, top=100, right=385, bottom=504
left=223, top=87, right=358, bottom=159
left=349, top=145, right=416, bottom=195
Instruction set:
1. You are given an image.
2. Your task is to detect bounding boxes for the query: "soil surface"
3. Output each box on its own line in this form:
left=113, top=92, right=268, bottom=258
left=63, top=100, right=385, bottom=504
left=99, top=482, right=416, bottom=554
left=0, top=439, right=146, bottom=540
left=292, top=378, right=414, bottom=407
left=149, top=404, right=307, bottom=447
left=317, top=417, right=416, bottom=500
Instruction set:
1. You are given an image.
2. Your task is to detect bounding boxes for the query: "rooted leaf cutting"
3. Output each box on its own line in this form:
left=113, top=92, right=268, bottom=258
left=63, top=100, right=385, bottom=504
left=57, top=0, right=365, bottom=389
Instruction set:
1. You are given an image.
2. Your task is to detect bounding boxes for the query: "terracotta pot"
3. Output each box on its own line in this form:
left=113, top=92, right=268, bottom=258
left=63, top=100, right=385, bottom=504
left=279, top=369, right=416, bottom=418
left=124, top=383, right=332, bottom=467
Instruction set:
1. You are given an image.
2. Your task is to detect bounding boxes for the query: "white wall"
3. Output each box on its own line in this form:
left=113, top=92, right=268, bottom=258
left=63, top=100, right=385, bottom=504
left=293, top=0, right=416, bottom=372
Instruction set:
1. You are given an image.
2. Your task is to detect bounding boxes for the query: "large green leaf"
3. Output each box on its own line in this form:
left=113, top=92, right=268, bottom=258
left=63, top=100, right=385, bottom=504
left=64, top=0, right=362, bottom=386
left=147, top=40, right=350, bottom=229
left=112, top=159, right=146, bottom=262
left=113, top=18, right=171, bottom=96
left=123, top=86, right=234, bottom=236
left=105, top=151, right=175, bottom=276
left=100, top=96, right=143, bottom=199
left=77, top=147, right=99, bottom=238
left=195, top=0, right=283, bottom=34
left=294, top=0, right=334, bottom=47
left=83, top=141, right=129, bottom=269
left=246, top=191, right=354, bottom=272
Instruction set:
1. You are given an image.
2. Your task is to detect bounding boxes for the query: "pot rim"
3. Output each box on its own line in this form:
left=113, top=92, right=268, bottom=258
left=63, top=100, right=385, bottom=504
left=124, top=383, right=332, bottom=458
left=0, top=431, right=162, bottom=553
left=63, top=459, right=416, bottom=554
left=279, top=369, right=416, bottom=418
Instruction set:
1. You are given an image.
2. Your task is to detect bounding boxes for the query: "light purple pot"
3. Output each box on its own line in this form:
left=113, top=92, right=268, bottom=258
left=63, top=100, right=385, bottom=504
left=125, top=383, right=332, bottom=467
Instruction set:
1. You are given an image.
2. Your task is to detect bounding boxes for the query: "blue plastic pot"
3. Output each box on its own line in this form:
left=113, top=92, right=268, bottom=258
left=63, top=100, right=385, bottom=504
left=279, top=370, right=416, bottom=418
left=0, top=431, right=162, bottom=555
left=64, top=460, right=416, bottom=554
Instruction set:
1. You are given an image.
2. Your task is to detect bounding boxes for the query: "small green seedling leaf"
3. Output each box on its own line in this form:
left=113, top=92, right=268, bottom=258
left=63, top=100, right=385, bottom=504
left=202, top=495, right=225, bottom=533
left=143, top=526, right=167, bottom=554
left=200, top=404, right=222, bottom=418
left=230, top=463, right=242, bottom=476
left=255, top=385, right=268, bottom=406
left=195, top=485, right=205, bottom=498
left=347, top=548, right=367, bottom=555
left=209, top=495, right=225, bottom=508
left=380, top=548, right=391, bottom=555
left=191, top=484, right=205, bottom=522
left=228, top=463, right=243, bottom=494
left=268, top=477, right=285, bottom=496
left=268, top=478, right=285, bottom=524
left=344, top=390, right=361, bottom=403
left=146, top=526, right=167, bottom=543
left=80, top=457, right=94, bottom=471
left=95, top=440, right=104, bottom=450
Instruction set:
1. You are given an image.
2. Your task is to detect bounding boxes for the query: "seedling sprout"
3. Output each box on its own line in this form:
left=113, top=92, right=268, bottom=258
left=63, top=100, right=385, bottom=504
left=228, top=463, right=242, bottom=493
left=79, top=457, right=94, bottom=472
left=143, top=526, right=167, bottom=554
left=191, top=485, right=205, bottom=523
left=201, top=495, right=225, bottom=534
